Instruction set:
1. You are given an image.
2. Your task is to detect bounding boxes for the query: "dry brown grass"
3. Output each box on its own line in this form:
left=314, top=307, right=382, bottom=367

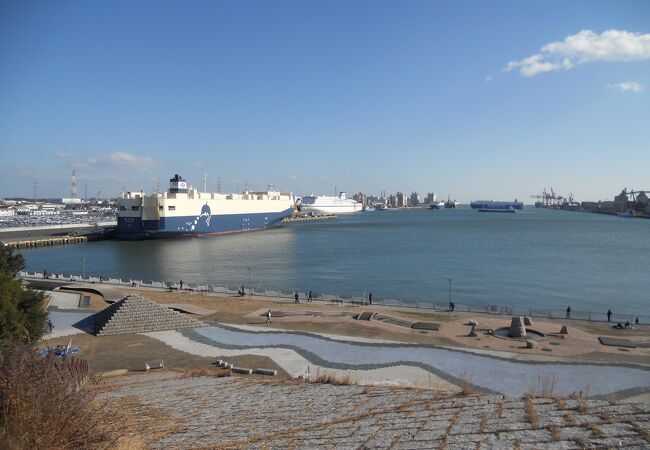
left=513, top=437, right=521, bottom=450
left=606, top=392, right=619, bottom=405
left=0, top=343, right=131, bottom=450
left=180, top=368, right=231, bottom=378
left=310, top=369, right=355, bottom=385
left=627, top=420, right=650, bottom=441
left=585, top=421, right=604, bottom=438
left=458, top=371, right=473, bottom=396
left=564, top=413, right=576, bottom=427
left=546, top=424, right=561, bottom=441
left=114, top=435, right=148, bottom=450
left=497, top=400, right=504, bottom=418
left=439, top=408, right=461, bottom=450
left=527, top=372, right=556, bottom=397
left=479, top=411, right=489, bottom=433
left=573, top=436, right=587, bottom=448
left=599, top=411, right=613, bottom=424
left=553, top=396, right=566, bottom=410
left=523, top=395, right=538, bottom=429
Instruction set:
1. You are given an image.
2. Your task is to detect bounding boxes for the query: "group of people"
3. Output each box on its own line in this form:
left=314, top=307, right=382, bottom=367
left=564, top=306, right=640, bottom=326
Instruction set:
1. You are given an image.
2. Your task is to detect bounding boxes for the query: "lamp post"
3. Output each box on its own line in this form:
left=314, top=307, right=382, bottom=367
left=247, top=267, right=251, bottom=300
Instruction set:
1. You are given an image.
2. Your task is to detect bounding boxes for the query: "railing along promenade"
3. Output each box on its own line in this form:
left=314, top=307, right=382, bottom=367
left=21, top=271, right=649, bottom=325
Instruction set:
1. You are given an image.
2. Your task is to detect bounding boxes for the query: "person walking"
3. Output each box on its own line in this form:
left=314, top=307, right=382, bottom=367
left=180, top=279, right=183, bottom=290
left=607, top=309, right=612, bottom=322
left=294, top=292, right=299, bottom=303
left=449, top=302, right=455, bottom=313
left=308, top=290, right=313, bottom=302
left=566, top=306, right=571, bottom=319
left=368, top=292, right=372, bottom=305
left=266, top=310, right=272, bottom=323
left=47, top=319, right=54, bottom=334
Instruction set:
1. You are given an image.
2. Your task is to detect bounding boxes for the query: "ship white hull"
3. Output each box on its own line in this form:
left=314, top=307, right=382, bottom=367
left=300, top=203, right=363, bottom=214
left=116, top=179, right=294, bottom=239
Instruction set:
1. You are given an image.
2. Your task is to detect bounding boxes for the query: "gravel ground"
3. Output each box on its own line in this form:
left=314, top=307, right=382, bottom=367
left=103, top=371, right=650, bottom=449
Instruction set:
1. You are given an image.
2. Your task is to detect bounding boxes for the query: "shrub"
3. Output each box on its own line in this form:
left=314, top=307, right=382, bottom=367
left=0, top=343, right=126, bottom=449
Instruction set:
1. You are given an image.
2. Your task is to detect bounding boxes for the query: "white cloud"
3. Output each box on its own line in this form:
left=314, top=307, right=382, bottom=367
left=51, top=151, right=158, bottom=169
left=504, top=29, right=650, bottom=77
left=484, top=76, right=493, bottom=83
left=288, top=174, right=299, bottom=181
left=104, top=151, right=156, bottom=168
left=606, top=81, right=644, bottom=93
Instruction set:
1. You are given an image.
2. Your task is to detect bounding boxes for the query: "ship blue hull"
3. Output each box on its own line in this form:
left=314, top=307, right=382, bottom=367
left=470, top=201, right=523, bottom=210
left=114, top=208, right=293, bottom=240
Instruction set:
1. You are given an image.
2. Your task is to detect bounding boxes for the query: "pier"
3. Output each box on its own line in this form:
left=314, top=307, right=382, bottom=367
left=0, top=222, right=116, bottom=248
left=282, top=214, right=337, bottom=223
left=2, top=236, right=88, bottom=248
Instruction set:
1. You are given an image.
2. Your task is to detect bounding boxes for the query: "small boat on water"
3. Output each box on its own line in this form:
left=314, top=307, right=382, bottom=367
left=617, top=210, right=637, bottom=218
left=444, top=196, right=458, bottom=209
left=429, top=201, right=445, bottom=210
left=375, top=203, right=389, bottom=211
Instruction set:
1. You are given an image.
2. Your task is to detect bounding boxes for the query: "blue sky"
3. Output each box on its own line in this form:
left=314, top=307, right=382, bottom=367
left=1, top=0, right=649, bottom=202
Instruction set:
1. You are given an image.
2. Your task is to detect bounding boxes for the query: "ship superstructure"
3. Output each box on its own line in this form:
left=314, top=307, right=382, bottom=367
left=115, top=175, right=294, bottom=239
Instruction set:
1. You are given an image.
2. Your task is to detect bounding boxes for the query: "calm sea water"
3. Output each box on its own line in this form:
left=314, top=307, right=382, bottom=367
left=21, top=208, right=650, bottom=318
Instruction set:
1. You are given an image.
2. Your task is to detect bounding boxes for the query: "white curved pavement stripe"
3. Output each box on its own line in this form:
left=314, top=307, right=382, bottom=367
left=172, top=325, right=649, bottom=397
left=225, top=323, right=402, bottom=344
left=144, top=330, right=458, bottom=390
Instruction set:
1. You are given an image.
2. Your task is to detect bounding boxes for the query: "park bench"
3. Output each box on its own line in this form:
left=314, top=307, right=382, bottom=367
left=145, top=359, right=165, bottom=371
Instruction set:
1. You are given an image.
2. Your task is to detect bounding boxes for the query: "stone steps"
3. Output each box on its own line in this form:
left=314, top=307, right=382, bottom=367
left=94, top=295, right=207, bottom=336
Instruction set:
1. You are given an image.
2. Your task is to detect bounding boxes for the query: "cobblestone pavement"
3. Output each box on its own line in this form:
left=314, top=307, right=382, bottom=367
left=104, top=371, right=650, bottom=449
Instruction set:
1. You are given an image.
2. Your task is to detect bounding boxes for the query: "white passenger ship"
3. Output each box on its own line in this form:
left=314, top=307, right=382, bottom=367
left=297, top=192, right=362, bottom=214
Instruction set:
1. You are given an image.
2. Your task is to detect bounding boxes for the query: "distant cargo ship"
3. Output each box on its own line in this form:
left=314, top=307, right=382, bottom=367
left=297, top=192, right=362, bottom=214
left=115, top=175, right=294, bottom=239
left=470, top=200, right=523, bottom=210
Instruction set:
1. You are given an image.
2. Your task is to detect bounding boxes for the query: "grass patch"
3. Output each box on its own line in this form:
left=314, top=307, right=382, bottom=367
left=310, top=368, right=355, bottom=385
left=585, top=421, right=604, bottom=438
left=546, top=424, right=561, bottom=441
left=564, top=413, right=576, bottom=427
left=180, top=368, right=232, bottom=378
left=627, top=421, right=650, bottom=441
left=523, top=395, right=538, bottom=429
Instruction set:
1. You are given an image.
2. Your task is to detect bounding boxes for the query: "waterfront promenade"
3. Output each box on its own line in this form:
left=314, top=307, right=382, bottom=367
left=40, top=276, right=650, bottom=400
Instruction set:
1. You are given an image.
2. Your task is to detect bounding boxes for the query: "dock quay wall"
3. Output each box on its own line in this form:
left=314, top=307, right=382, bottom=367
left=0, top=221, right=116, bottom=247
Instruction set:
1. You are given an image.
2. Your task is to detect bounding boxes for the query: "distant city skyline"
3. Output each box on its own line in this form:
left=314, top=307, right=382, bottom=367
left=1, top=1, right=649, bottom=202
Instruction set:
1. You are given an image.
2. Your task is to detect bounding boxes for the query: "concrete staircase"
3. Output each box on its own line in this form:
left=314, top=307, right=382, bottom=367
left=94, top=295, right=207, bottom=336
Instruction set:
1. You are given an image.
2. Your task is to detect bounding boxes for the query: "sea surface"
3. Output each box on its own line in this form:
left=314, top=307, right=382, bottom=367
left=21, top=208, right=650, bottom=319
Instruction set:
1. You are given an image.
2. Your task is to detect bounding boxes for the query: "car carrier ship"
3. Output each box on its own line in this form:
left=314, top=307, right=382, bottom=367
left=114, top=175, right=294, bottom=239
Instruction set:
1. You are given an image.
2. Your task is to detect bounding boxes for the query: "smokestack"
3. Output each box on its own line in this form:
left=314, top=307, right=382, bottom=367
left=71, top=170, right=78, bottom=199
